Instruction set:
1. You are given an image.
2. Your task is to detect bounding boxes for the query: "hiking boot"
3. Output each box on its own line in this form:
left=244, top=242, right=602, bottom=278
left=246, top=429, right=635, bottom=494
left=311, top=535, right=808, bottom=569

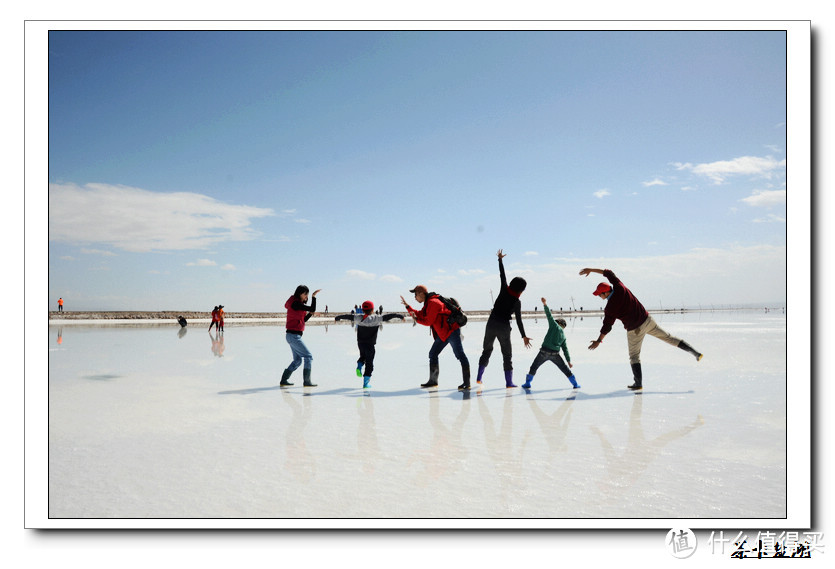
left=279, top=368, right=294, bottom=386
left=628, top=363, right=642, bottom=390
left=458, top=365, right=471, bottom=390
left=504, top=369, right=517, bottom=388
left=422, top=362, right=440, bottom=388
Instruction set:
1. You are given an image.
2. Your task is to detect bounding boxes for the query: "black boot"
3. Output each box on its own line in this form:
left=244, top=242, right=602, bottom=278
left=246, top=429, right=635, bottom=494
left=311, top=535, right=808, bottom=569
left=678, top=340, right=703, bottom=361
left=627, top=363, right=643, bottom=390
left=279, top=368, right=294, bottom=386
left=422, top=362, right=439, bottom=388
left=303, top=367, right=317, bottom=387
left=458, top=365, right=471, bottom=390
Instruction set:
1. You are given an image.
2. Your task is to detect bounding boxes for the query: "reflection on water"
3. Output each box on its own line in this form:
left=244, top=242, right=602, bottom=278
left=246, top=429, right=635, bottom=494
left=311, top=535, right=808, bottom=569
left=47, top=312, right=785, bottom=519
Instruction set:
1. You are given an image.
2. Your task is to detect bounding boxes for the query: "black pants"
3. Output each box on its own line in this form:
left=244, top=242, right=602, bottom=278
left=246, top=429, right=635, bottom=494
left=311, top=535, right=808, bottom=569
left=527, top=347, right=572, bottom=378
left=357, top=342, right=376, bottom=377
left=479, top=320, right=513, bottom=371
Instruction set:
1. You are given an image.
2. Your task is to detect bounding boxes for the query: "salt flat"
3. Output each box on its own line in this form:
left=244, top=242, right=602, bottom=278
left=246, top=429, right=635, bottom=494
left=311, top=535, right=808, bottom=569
left=45, top=311, right=787, bottom=526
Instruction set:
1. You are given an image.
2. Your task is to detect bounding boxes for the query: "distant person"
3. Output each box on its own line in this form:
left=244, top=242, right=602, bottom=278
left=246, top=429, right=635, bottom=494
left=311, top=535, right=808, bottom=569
left=579, top=267, right=703, bottom=390
left=57, top=298, right=64, bottom=312
left=522, top=298, right=578, bottom=389
left=218, top=305, right=225, bottom=332
left=400, top=285, right=471, bottom=389
left=335, top=300, right=404, bottom=388
left=476, top=250, right=532, bottom=388
left=209, top=306, right=220, bottom=331
left=177, top=316, right=187, bottom=327
left=280, top=285, right=321, bottom=387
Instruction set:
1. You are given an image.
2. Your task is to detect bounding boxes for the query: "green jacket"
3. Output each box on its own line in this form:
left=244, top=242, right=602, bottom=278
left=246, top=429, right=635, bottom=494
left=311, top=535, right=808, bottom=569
left=541, top=304, right=571, bottom=363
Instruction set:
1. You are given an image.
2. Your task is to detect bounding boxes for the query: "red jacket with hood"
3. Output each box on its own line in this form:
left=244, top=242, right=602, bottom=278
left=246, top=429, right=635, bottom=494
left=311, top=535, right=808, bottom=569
left=406, top=293, right=459, bottom=342
left=285, top=295, right=316, bottom=334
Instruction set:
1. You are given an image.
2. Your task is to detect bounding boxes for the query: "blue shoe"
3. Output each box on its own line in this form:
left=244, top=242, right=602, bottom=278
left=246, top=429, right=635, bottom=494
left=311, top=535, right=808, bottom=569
left=363, top=376, right=370, bottom=389
left=356, top=364, right=363, bottom=377
left=522, top=374, right=534, bottom=389
left=569, top=375, right=580, bottom=389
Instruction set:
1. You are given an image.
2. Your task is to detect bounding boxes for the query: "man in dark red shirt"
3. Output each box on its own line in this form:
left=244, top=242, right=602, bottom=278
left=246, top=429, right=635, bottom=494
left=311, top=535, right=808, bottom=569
left=580, top=268, right=703, bottom=390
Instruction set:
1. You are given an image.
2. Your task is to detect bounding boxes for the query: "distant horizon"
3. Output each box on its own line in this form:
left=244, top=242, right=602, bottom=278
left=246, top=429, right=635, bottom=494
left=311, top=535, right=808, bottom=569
left=49, top=300, right=788, bottom=314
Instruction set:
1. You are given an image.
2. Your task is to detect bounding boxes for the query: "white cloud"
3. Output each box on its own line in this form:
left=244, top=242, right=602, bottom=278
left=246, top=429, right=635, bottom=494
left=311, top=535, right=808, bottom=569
left=593, top=189, right=611, bottom=199
left=80, top=248, right=117, bottom=256
left=187, top=259, right=217, bottom=267
left=379, top=274, right=403, bottom=283
left=753, top=214, right=786, bottom=223
left=346, top=269, right=376, bottom=280
left=524, top=251, right=539, bottom=257
left=48, top=183, right=275, bottom=253
left=458, top=269, right=486, bottom=276
left=674, top=156, right=786, bottom=184
left=221, top=264, right=236, bottom=271
left=740, top=189, right=787, bottom=207
left=642, top=178, right=667, bottom=187
left=294, top=218, right=311, bottom=224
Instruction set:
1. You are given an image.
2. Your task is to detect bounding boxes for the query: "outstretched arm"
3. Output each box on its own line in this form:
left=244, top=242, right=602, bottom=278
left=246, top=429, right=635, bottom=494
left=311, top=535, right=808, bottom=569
left=498, top=249, right=508, bottom=288
left=579, top=268, right=605, bottom=277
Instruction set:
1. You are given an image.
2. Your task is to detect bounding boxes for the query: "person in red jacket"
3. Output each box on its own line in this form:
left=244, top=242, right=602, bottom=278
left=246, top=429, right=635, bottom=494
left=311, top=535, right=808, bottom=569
left=280, top=285, right=321, bottom=387
left=580, top=268, right=702, bottom=390
left=400, top=285, right=471, bottom=389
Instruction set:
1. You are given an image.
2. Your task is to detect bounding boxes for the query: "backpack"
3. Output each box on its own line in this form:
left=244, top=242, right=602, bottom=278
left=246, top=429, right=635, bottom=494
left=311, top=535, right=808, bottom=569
left=435, top=294, right=468, bottom=327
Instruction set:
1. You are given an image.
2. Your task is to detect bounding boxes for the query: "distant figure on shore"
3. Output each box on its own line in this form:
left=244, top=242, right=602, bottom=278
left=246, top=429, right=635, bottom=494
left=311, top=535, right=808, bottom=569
left=579, top=267, right=703, bottom=390
left=477, top=250, right=532, bottom=388
left=401, top=285, right=470, bottom=390
left=177, top=316, right=187, bottom=327
left=335, top=300, right=404, bottom=388
left=280, top=285, right=321, bottom=387
left=522, top=298, right=578, bottom=389
left=58, top=298, right=64, bottom=312
left=209, top=306, right=220, bottom=331
left=218, top=305, right=225, bottom=332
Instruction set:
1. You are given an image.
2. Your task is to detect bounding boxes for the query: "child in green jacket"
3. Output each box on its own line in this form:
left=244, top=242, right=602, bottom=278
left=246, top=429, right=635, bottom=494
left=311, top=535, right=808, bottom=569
left=522, top=297, right=579, bottom=389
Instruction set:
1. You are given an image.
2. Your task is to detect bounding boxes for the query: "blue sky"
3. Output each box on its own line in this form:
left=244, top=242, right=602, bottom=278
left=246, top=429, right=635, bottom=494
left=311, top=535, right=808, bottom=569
left=47, top=30, right=789, bottom=312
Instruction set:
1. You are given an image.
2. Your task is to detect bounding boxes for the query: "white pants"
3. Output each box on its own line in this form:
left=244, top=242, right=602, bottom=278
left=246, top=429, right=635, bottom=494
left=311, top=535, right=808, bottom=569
left=627, top=315, right=682, bottom=364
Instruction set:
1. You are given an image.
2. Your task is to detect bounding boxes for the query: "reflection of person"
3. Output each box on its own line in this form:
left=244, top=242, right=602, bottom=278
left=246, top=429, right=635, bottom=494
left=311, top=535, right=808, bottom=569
left=401, top=285, right=471, bottom=389
left=57, top=298, right=64, bottom=312
left=335, top=300, right=404, bottom=388
left=523, top=298, right=578, bottom=389
left=280, top=285, right=320, bottom=387
left=579, top=268, right=703, bottom=390
left=477, top=250, right=532, bottom=388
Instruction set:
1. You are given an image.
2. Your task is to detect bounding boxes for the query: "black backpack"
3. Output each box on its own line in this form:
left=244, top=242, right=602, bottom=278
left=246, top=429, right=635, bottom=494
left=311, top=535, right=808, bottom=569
left=435, top=294, right=468, bottom=327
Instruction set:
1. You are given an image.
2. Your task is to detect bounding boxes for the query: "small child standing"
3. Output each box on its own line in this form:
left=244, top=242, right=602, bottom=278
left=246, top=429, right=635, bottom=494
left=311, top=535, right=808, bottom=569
left=335, top=300, right=404, bottom=388
left=280, top=285, right=321, bottom=387
left=522, top=297, right=579, bottom=389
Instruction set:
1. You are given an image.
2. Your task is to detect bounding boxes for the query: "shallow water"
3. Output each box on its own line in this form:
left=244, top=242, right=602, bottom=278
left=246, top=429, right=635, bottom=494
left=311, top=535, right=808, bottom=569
left=47, top=311, right=787, bottom=523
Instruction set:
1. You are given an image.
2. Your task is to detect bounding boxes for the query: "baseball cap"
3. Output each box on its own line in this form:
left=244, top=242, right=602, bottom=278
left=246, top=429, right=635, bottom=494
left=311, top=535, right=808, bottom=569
left=593, top=283, right=612, bottom=296
left=409, top=285, right=428, bottom=295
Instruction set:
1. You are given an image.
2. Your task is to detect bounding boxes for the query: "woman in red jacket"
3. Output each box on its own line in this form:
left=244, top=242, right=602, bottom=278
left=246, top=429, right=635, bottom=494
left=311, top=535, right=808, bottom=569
left=280, top=285, right=321, bottom=387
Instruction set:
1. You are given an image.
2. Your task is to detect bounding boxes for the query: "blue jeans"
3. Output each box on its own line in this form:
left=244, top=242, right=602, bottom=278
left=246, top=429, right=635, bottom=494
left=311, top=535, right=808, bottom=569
left=286, top=332, right=313, bottom=371
left=428, top=328, right=469, bottom=367
left=527, top=347, right=572, bottom=378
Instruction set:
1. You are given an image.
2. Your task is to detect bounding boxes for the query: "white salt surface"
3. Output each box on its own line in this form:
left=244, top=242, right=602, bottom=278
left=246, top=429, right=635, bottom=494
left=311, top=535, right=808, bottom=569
left=46, top=311, right=787, bottom=525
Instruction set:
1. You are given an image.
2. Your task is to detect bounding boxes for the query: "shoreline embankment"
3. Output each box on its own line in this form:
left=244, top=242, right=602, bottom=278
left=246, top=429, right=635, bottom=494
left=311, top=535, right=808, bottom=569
left=46, top=306, right=780, bottom=326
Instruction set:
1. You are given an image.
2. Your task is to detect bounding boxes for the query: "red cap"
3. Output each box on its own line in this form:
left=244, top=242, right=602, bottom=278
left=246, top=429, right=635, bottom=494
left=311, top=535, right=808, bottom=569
left=593, top=283, right=612, bottom=296
left=361, top=300, right=374, bottom=312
